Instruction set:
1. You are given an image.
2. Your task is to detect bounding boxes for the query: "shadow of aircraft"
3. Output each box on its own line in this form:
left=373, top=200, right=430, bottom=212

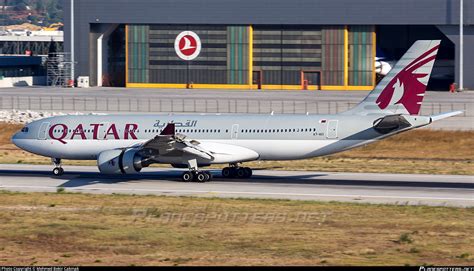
left=0, top=169, right=473, bottom=190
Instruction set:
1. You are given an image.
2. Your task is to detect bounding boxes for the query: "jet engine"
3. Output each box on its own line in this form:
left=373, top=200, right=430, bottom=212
left=97, top=148, right=145, bottom=174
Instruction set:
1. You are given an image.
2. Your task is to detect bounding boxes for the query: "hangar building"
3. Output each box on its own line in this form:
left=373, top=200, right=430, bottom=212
left=65, top=0, right=474, bottom=90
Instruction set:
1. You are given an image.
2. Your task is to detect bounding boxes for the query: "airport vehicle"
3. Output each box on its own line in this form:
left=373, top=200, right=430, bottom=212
left=12, top=40, right=461, bottom=182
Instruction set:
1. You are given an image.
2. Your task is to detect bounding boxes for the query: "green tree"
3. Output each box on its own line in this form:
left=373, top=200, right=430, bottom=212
left=45, top=0, right=62, bottom=24
left=35, top=0, right=45, bottom=14
left=13, top=0, right=29, bottom=11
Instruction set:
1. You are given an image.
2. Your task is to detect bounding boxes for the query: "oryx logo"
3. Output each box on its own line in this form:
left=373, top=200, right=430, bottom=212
left=376, top=44, right=439, bottom=115
left=174, top=31, right=201, bottom=61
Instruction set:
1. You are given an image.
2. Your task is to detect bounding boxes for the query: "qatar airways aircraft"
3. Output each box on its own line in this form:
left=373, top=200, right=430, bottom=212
left=12, top=40, right=461, bottom=182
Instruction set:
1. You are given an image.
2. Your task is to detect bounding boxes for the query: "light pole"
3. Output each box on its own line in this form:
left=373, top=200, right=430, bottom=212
left=71, top=0, right=75, bottom=84
left=459, top=0, right=463, bottom=91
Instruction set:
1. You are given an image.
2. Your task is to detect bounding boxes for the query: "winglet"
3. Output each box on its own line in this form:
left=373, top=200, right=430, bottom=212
left=160, top=123, right=175, bottom=136
left=430, top=111, right=463, bottom=122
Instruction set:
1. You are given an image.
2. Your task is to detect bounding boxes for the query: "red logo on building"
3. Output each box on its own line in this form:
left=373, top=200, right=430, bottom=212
left=174, top=31, right=201, bottom=61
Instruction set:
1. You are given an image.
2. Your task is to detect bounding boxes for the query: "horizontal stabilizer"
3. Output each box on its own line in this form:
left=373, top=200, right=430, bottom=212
left=430, top=111, right=463, bottom=122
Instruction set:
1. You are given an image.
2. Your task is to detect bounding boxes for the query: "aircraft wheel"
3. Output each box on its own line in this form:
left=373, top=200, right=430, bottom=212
left=182, top=171, right=193, bottom=182
left=52, top=167, right=63, bottom=176
left=222, top=167, right=232, bottom=178
left=196, top=172, right=207, bottom=183
left=229, top=167, right=238, bottom=177
left=206, top=171, right=213, bottom=181
left=236, top=167, right=247, bottom=178
left=243, top=167, right=252, bottom=178
left=203, top=171, right=212, bottom=182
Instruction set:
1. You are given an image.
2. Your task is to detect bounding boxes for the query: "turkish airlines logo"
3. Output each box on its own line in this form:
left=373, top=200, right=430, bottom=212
left=376, top=44, right=439, bottom=115
left=174, top=31, right=201, bottom=61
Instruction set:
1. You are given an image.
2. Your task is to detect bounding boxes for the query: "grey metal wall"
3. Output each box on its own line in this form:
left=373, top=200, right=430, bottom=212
left=253, top=26, right=323, bottom=85
left=438, top=25, right=474, bottom=89
left=63, top=0, right=474, bottom=88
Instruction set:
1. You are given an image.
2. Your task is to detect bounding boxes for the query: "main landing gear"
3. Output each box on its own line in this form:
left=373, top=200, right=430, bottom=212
left=221, top=164, right=252, bottom=179
left=180, top=160, right=253, bottom=182
left=181, top=170, right=213, bottom=183
left=52, top=158, right=64, bottom=176
left=181, top=158, right=213, bottom=182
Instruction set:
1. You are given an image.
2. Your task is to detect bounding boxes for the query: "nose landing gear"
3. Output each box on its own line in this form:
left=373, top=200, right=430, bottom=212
left=52, top=158, right=64, bottom=176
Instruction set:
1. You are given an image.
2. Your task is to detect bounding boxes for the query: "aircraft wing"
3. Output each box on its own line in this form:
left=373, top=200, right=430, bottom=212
left=139, top=123, right=259, bottom=164
left=141, top=123, right=214, bottom=160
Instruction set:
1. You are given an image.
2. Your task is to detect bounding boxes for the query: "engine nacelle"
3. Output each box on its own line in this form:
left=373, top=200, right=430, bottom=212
left=97, top=148, right=143, bottom=174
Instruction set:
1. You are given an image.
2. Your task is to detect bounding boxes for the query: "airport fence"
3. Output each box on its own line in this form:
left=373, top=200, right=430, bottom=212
left=0, top=95, right=471, bottom=117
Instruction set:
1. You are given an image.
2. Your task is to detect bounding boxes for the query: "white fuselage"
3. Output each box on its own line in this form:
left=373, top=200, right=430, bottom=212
left=11, top=113, right=396, bottom=164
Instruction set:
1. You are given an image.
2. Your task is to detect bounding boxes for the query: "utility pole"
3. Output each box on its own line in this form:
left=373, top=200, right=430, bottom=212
left=459, top=0, right=464, bottom=91
left=71, top=0, right=75, bottom=84
left=1, top=0, right=5, bottom=33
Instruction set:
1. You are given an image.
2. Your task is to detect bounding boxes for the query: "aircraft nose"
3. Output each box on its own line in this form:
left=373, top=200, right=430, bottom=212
left=11, top=132, right=23, bottom=149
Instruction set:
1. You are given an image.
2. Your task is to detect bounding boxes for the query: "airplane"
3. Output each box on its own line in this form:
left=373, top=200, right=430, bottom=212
left=12, top=40, right=462, bottom=182
left=375, top=57, right=395, bottom=76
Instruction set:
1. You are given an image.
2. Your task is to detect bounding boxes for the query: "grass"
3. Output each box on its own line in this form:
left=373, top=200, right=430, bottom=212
left=398, top=232, right=414, bottom=244
left=1, top=123, right=473, bottom=175
left=0, top=191, right=472, bottom=266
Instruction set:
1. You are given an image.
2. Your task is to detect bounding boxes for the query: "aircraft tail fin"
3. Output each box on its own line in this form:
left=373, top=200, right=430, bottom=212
left=344, top=40, right=441, bottom=116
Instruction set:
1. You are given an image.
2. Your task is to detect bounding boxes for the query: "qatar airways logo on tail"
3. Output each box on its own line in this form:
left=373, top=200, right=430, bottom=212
left=376, top=44, right=439, bottom=115
left=48, top=123, right=139, bottom=144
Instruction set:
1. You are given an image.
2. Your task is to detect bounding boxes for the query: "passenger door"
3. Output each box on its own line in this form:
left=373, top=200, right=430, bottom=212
left=231, top=124, right=239, bottom=140
left=326, top=120, right=338, bottom=139
left=98, top=122, right=109, bottom=140
left=38, top=122, right=50, bottom=140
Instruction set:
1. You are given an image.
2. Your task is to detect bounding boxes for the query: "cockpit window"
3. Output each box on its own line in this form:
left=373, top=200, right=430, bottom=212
left=21, top=127, right=29, bottom=133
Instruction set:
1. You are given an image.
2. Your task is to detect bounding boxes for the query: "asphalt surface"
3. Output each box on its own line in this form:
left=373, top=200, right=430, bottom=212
left=0, top=164, right=472, bottom=207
